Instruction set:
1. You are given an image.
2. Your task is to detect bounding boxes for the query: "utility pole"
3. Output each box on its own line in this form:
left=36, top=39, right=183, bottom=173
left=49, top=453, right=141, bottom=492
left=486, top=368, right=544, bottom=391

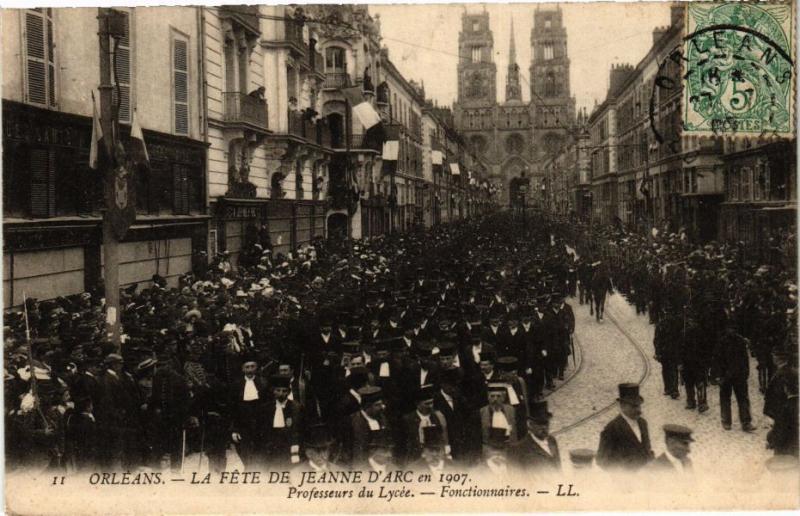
left=98, top=8, right=127, bottom=349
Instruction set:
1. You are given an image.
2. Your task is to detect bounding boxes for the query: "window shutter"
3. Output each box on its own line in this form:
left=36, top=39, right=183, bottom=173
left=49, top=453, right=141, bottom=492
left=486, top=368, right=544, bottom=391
left=30, top=148, right=56, bottom=218
left=173, top=38, right=189, bottom=135
left=25, top=10, right=53, bottom=106
left=173, top=164, right=189, bottom=215
left=112, top=10, right=131, bottom=123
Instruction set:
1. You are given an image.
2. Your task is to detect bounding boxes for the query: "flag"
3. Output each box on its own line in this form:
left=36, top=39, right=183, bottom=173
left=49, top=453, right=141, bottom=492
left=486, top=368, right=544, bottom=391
left=130, top=109, right=150, bottom=168
left=382, top=140, right=399, bottom=160
left=341, top=86, right=381, bottom=129
left=431, top=150, right=444, bottom=165
left=449, top=163, right=461, bottom=176
left=89, top=91, right=104, bottom=170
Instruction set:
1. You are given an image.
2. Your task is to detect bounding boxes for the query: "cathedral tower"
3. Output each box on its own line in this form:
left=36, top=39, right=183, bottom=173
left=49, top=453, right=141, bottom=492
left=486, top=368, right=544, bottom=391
left=530, top=6, right=576, bottom=163
left=457, top=12, right=496, bottom=107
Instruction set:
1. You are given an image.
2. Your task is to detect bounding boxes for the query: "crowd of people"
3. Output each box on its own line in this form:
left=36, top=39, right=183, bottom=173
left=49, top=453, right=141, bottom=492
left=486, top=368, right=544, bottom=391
left=573, top=221, right=798, bottom=457
left=4, top=211, right=798, bottom=477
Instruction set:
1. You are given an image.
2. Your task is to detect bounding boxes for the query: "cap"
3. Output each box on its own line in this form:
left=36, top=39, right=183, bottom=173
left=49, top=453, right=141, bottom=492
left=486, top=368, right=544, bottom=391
left=617, top=383, right=644, bottom=404
left=663, top=424, right=694, bottom=442
left=569, top=448, right=595, bottom=465
left=497, top=356, right=518, bottom=372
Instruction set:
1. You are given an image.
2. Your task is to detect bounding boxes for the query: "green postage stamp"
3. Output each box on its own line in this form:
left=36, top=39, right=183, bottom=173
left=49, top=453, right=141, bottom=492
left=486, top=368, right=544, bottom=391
left=683, top=2, right=795, bottom=136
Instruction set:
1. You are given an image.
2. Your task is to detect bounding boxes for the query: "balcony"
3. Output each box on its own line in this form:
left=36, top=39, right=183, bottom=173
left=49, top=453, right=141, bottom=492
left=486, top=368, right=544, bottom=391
left=285, top=18, right=305, bottom=56
left=324, top=72, right=349, bottom=90
left=288, top=109, right=320, bottom=142
left=223, top=92, right=268, bottom=131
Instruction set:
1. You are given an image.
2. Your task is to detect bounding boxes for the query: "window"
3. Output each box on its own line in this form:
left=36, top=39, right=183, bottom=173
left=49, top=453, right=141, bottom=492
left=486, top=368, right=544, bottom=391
left=471, top=47, right=481, bottom=63
left=295, top=160, right=304, bottom=199
left=545, top=19, right=552, bottom=29
left=173, top=164, right=190, bottom=215
left=543, top=43, right=554, bottom=60
left=544, top=71, right=556, bottom=97
left=112, top=10, right=132, bottom=123
left=472, top=20, right=480, bottom=32
left=325, top=46, right=346, bottom=71
left=173, top=35, right=189, bottom=135
left=740, top=166, right=752, bottom=200
left=24, top=8, right=56, bottom=107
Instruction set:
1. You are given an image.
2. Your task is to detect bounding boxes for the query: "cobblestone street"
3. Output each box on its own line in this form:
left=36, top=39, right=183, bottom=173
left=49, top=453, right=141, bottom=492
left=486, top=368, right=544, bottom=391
left=551, top=289, right=773, bottom=471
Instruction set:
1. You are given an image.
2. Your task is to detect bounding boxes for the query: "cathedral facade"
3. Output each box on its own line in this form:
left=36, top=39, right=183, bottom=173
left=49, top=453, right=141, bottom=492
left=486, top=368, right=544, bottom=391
left=453, top=7, right=576, bottom=206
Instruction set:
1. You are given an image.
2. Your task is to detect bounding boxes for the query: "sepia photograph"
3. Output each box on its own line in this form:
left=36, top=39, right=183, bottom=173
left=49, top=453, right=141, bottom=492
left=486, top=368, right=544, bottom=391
left=1, top=1, right=798, bottom=513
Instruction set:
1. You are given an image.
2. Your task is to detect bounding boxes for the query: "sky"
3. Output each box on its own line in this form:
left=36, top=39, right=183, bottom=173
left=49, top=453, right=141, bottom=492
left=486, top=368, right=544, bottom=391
left=369, top=2, right=672, bottom=113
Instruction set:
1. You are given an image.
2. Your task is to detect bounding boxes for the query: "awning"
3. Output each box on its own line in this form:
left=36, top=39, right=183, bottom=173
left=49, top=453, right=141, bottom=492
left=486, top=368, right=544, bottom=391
left=449, top=163, right=460, bottom=176
left=432, top=150, right=443, bottom=165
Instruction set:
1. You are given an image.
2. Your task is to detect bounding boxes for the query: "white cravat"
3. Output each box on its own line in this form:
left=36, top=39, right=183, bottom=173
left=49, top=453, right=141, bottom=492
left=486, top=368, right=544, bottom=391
left=506, top=385, right=520, bottom=406
left=417, top=411, right=433, bottom=443
left=622, top=414, right=642, bottom=442
left=472, top=344, right=482, bottom=363
left=441, top=391, right=454, bottom=410
left=362, top=410, right=381, bottom=431
left=403, top=337, right=412, bottom=348
left=378, top=362, right=390, bottom=377
left=273, top=401, right=287, bottom=428
left=243, top=377, right=259, bottom=401
left=452, top=355, right=461, bottom=368
left=321, top=333, right=331, bottom=344
left=420, top=368, right=428, bottom=386
left=369, top=457, right=386, bottom=474
left=530, top=433, right=552, bottom=456
left=491, top=408, right=510, bottom=436
left=510, top=327, right=518, bottom=336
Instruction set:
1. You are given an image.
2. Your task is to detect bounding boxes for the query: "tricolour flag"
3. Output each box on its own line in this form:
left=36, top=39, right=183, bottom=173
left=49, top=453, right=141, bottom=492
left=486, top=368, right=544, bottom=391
left=89, top=91, right=104, bottom=170
left=130, top=109, right=150, bottom=168
left=341, top=85, right=381, bottom=130
left=382, top=140, right=399, bottom=161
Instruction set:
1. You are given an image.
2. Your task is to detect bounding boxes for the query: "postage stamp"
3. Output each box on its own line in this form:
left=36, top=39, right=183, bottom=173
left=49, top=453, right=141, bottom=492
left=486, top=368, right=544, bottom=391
left=683, top=2, right=795, bottom=136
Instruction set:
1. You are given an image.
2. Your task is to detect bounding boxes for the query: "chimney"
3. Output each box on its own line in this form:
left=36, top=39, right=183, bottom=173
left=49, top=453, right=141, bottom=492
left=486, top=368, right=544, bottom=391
left=652, top=26, right=669, bottom=46
left=608, top=63, right=634, bottom=97
left=670, top=4, right=685, bottom=26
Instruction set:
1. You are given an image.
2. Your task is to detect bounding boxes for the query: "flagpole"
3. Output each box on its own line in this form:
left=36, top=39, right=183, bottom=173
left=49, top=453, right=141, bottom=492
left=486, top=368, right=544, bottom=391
left=98, top=8, right=122, bottom=350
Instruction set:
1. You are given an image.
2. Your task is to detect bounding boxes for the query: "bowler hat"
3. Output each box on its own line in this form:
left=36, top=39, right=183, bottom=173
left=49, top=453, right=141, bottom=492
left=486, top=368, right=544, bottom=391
left=617, top=383, right=644, bottom=404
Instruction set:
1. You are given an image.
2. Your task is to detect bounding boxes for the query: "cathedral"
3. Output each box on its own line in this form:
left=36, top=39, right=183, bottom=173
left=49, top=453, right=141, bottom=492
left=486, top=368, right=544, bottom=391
left=453, top=7, right=577, bottom=206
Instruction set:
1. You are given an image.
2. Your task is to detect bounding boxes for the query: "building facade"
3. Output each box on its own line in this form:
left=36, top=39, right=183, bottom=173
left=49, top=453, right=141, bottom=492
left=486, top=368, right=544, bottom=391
left=3, top=7, right=207, bottom=307
left=453, top=7, right=576, bottom=207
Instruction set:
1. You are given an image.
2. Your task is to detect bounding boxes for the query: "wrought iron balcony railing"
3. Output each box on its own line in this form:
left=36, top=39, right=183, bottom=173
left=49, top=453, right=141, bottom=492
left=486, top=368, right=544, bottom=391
left=223, top=92, right=268, bottom=130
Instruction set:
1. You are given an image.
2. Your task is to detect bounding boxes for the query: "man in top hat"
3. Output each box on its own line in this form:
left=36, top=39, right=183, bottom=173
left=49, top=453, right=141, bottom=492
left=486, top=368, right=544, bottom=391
left=292, top=423, right=339, bottom=475
left=712, top=325, right=754, bottom=432
left=349, top=386, right=389, bottom=465
left=409, top=425, right=453, bottom=473
left=364, top=429, right=398, bottom=473
left=479, top=427, right=512, bottom=475
left=401, top=384, right=449, bottom=465
left=229, top=354, right=268, bottom=468
left=509, top=400, right=561, bottom=472
left=263, top=374, right=302, bottom=466
left=480, top=382, right=517, bottom=447
left=497, top=356, right=528, bottom=437
left=650, top=424, right=694, bottom=473
left=596, top=383, right=654, bottom=471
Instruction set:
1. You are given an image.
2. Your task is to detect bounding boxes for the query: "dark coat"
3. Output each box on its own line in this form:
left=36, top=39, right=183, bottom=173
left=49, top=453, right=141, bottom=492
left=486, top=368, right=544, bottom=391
left=479, top=404, right=517, bottom=444
left=433, top=390, right=469, bottom=460
left=263, top=399, right=302, bottom=462
left=65, top=412, right=98, bottom=470
left=596, top=414, right=654, bottom=471
left=401, top=410, right=449, bottom=464
left=349, top=410, right=389, bottom=466
left=508, top=433, right=561, bottom=472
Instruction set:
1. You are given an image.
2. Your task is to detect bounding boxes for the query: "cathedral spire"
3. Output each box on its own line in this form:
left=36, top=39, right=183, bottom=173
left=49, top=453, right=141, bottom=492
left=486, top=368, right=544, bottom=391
left=505, top=18, right=522, bottom=102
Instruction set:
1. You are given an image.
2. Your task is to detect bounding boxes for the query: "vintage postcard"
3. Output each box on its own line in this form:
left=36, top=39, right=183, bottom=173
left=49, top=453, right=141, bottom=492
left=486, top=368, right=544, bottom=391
left=2, top=1, right=798, bottom=514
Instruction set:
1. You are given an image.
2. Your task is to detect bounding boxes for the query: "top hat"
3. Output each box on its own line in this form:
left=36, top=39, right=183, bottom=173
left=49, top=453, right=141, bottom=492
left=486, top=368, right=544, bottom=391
left=617, top=383, right=644, bottom=404
left=497, top=356, right=518, bottom=372
left=487, top=427, right=509, bottom=449
left=422, top=425, right=445, bottom=448
left=415, top=384, right=436, bottom=403
left=358, top=385, right=384, bottom=407
left=270, top=374, right=292, bottom=389
left=528, top=400, right=553, bottom=423
left=304, top=423, right=334, bottom=449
